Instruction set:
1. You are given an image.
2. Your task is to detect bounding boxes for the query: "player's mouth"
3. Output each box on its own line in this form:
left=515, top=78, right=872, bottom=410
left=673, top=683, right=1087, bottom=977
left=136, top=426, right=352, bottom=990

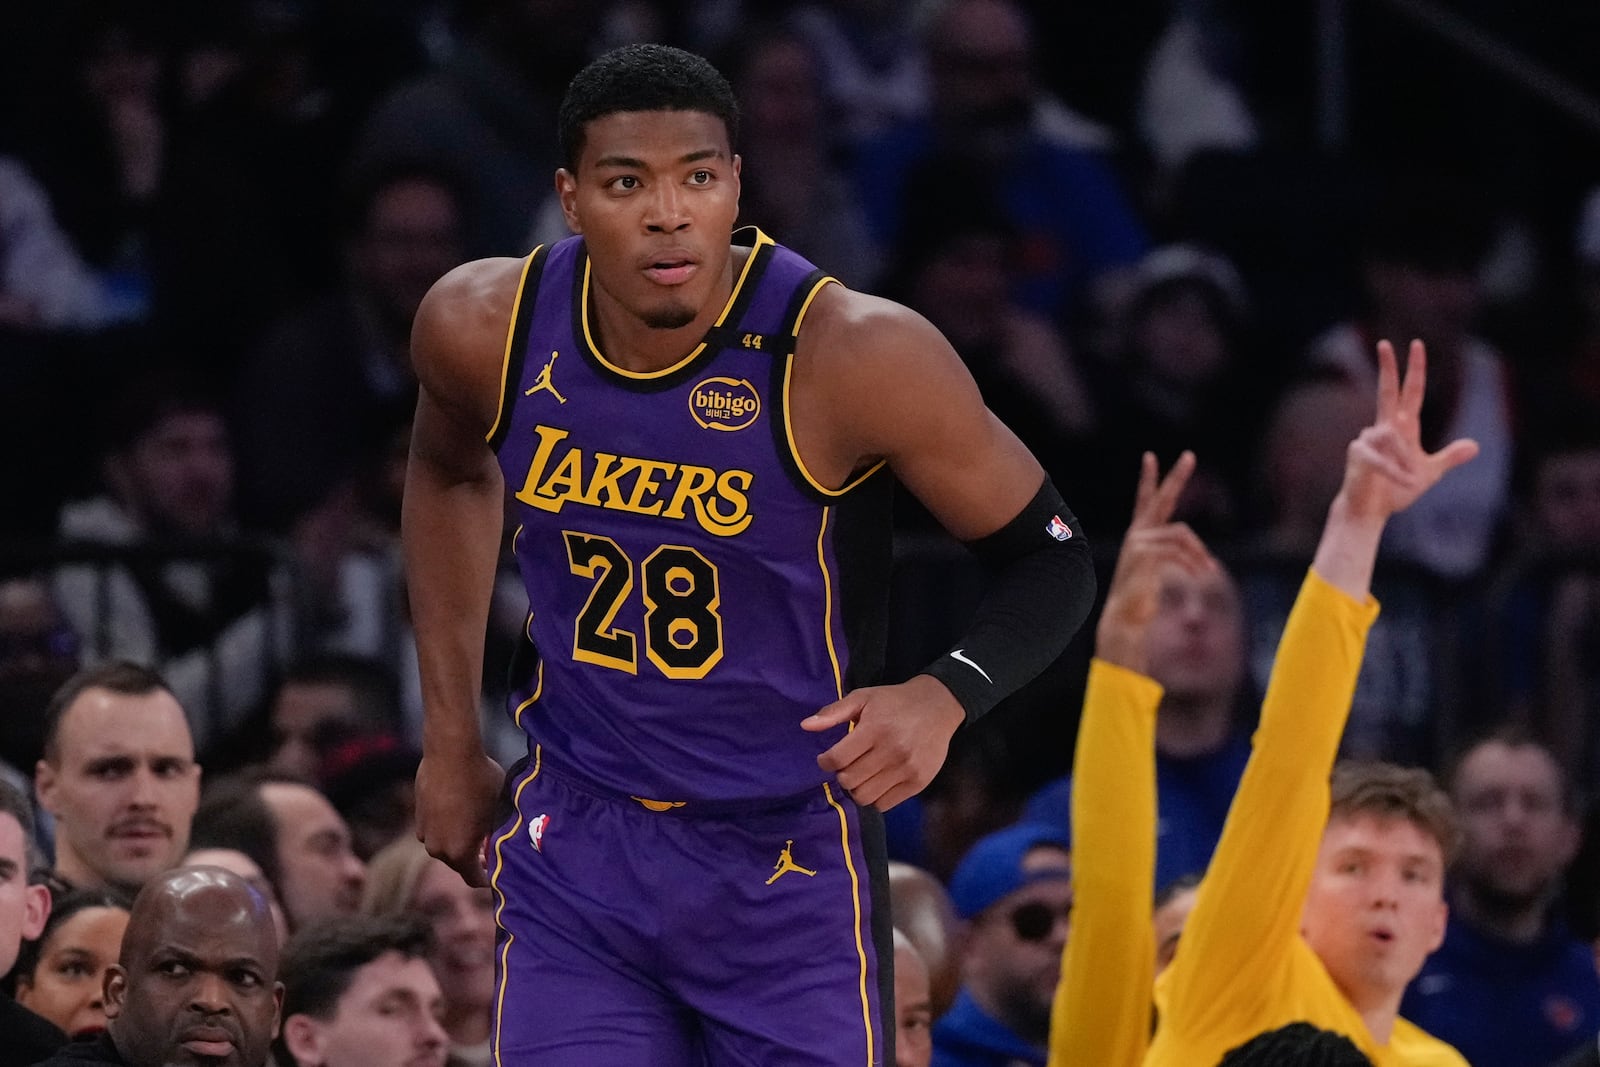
left=1367, top=925, right=1396, bottom=945
left=641, top=250, right=699, bottom=286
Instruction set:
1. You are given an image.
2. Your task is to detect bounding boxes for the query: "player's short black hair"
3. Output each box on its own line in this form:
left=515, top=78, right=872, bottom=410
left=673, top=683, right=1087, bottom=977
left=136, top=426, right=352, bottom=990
left=274, top=914, right=434, bottom=1065
left=557, top=44, right=739, bottom=171
left=1217, top=1023, right=1374, bottom=1066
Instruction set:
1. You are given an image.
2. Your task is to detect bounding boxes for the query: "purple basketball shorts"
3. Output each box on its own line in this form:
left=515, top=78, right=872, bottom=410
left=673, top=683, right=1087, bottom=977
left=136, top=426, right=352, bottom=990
left=486, top=751, right=891, bottom=1065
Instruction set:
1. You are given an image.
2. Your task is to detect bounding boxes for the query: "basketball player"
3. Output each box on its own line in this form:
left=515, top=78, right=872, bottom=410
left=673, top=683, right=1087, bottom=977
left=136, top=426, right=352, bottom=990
left=401, top=44, right=1096, bottom=1065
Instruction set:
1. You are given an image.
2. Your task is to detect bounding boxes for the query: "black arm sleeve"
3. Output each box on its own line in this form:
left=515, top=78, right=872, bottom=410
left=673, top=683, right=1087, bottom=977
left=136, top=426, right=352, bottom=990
left=920, top=479, right=1096, bottom=723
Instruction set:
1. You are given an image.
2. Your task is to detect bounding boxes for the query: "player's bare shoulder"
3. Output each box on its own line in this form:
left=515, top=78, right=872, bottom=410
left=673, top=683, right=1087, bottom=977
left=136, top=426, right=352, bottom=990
left=412, top=255, right=528, bottom=431
left=796, top=283, right=954, bottom=379
left=790, top=281, right=986, bottom=480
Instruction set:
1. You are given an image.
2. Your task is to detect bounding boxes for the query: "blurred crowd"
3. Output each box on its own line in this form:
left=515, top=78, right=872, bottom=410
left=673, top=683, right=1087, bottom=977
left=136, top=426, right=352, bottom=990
left=1, top=1, right=1600, bottom=1065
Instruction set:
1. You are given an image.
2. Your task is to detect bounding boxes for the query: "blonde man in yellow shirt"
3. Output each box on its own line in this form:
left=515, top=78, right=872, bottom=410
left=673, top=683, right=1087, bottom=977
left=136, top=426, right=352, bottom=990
left=1051, top=339, right=1477, bottom=1067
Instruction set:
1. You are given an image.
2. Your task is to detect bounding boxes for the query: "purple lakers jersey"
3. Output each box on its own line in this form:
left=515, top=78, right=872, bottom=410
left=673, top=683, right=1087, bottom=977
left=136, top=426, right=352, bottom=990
left=488, top=228, right=892, bottom=802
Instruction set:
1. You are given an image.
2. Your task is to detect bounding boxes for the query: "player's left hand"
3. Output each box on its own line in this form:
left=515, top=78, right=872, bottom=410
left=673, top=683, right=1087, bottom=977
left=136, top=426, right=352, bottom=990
left=803, top=675, right=965, bottom=810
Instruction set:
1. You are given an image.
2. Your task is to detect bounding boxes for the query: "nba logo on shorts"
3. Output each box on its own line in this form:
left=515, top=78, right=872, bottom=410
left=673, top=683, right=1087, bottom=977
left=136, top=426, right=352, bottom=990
left=1046, top=515, right=1073, bottom=541
left=529, top=813, right=550, bottom=852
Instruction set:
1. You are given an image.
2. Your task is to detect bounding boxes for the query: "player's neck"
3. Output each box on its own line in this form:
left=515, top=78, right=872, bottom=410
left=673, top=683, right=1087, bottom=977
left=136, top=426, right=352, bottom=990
left=589, top=250, right=740, bottom=373
left=1348, top=984, right=1404, bottom=1047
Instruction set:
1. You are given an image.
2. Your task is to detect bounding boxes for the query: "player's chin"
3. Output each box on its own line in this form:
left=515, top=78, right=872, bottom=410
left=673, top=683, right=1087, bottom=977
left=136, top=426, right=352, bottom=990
left=640, top=302, right=698, bottom=330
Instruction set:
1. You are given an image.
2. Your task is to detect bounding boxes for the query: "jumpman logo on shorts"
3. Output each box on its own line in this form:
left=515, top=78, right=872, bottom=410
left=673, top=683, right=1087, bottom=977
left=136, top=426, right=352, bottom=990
left=766, top=840, right=817, bottom=884
left=525, top=351, right=568, bottom=404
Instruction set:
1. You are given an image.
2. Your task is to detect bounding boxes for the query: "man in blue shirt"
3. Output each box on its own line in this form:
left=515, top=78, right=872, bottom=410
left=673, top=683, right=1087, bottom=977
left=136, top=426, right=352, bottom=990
left=1402, top=732, right=1600, bottom=1067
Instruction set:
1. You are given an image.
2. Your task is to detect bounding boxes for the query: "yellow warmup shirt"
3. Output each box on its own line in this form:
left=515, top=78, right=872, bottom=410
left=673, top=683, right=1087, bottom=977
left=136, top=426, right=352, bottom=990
left=1047, top=658, right=1162, bottom=1067
left=1142, top=571, right=1467, bottom=1067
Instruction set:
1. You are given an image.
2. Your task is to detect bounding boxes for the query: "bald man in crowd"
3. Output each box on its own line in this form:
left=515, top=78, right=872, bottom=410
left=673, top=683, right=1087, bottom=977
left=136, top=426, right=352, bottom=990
left=32, top=866, right=282, bottom=1067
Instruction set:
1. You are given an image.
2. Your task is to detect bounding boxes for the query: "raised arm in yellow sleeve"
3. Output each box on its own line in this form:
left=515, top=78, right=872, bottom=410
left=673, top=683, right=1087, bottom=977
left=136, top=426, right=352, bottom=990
left=1049, top=453, right=1211, bottom=1067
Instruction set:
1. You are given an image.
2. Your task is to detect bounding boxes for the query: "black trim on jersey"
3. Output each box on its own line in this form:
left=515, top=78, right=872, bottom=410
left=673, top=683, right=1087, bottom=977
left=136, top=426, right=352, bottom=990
left=488, top=244, right=550, bottom=454
left=767, top=268, right=880, bottom=504
left=859, top=802, right=895, bottom=1067
left=569, top=237, right=777, bottom=393
left=833, top=475, right=893, bottom=693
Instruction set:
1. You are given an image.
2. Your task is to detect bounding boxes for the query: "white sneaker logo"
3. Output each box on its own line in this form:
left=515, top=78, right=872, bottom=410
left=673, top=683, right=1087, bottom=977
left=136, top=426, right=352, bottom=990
left=949, top=649, right=993, bottom=684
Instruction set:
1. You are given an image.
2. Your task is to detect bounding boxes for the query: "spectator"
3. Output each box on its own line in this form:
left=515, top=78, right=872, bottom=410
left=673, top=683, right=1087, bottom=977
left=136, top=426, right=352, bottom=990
left=351, top=0, right=609, bottom=259
left=361, top=836, right=493, bottom=1066
left=1140, top=341, right=1474, bottom=1064
left=317, top=733, right=419, bottom=861
left=180, top=848, right=288, bottom=948
left=33, top=662, right=200, bottom=895
left=1026, top=533, right=1251, bottom=891
left=1305, top=180, right=1513, bottom=580
left=0, top=778, right=63, bottom=1067
left=13, top=888, right=132, bottom=1041
left=262, top=656, right=401, bottom=783
left=932, top=822, right=1072, bottom=1067
left=1402, top=733, right=1600, bottom=1067
left=895, top=929, right=936, bottom=1067
left=189, top=771, right=366, bottom=933
left=0, top=568, right=81, bottom=792
left=232, top=164, right=466, bottom=532
left=1243, top=377, right=1447, bottom=762
left=855, top=0, right=1148, bottom=323
left=53, top=376, right=287, bottom=746
left=31, top=866, right=282, bottom=1067
left=721, top=27, right=883, bottom=289
left=1084, top=244, right=1258, bottom=539
left=276, top=914, right=448, bottom=1067
left=888, top=860, right=963, bottom=1018
left=1470, top=420, right=1600, bottom=774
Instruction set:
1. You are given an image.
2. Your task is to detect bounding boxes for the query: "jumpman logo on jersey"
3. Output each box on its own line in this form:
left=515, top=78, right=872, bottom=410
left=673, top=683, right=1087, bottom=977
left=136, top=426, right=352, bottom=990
left=766, top=840, right=817, bottom=884
left=525, top=351, right=568, bottom=404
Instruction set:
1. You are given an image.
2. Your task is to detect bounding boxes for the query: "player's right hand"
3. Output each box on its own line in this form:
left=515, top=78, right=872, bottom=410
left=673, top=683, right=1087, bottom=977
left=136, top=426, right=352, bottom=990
left=415, top=749, right=505, bottom=887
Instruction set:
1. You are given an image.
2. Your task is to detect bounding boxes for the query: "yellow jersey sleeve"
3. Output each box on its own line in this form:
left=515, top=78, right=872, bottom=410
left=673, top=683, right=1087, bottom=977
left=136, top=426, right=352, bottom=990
left=1048, top=658, right=1162, bottom=1067
left=1146, top=570, right=1379, bottom=1066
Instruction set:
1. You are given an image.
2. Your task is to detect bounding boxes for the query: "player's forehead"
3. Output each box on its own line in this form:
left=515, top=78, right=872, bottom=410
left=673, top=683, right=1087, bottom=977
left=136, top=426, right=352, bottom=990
left=576, top=109, right=732, bottom=171
left=1321, top=812, right=1442, bottom=865
left=59, top=687, right=193, bottom=760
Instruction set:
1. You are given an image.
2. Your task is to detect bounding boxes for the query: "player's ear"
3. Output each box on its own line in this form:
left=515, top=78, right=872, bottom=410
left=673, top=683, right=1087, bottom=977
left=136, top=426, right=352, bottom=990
left=556, top=169, right=582, bottom=235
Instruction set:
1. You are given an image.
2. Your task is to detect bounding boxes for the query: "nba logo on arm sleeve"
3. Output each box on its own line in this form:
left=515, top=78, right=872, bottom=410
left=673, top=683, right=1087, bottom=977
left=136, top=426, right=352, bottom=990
left=1046, top=515, right=1073, bottom=541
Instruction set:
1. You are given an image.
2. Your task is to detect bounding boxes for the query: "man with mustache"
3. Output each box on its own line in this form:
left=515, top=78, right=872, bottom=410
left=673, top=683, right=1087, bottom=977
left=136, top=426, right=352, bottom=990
left=31, top=865, right=283, bottom=1067
left=35, top=662, right=201, bottom=895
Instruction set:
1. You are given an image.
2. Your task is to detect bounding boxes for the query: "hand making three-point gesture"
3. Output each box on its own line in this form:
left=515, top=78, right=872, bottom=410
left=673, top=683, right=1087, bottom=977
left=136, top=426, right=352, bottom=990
left=1095, top=450, right=1219, bottom=675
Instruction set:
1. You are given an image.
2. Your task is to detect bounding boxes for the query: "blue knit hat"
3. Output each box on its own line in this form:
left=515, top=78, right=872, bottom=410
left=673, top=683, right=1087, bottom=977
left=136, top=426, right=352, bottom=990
left=947, top=821, right=1072, bottom=921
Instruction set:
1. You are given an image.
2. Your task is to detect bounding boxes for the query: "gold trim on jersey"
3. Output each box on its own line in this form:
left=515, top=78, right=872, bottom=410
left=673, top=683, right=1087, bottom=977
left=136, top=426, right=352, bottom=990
left=485, top=248, right=543, bottom=444
left=783, top=277, right=889, bottom=496
left=489, top=745, right=543, bottom=1067
left=578, top=229, right=776, bottom=378
left=823, top=782, right=875, bottom=1066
